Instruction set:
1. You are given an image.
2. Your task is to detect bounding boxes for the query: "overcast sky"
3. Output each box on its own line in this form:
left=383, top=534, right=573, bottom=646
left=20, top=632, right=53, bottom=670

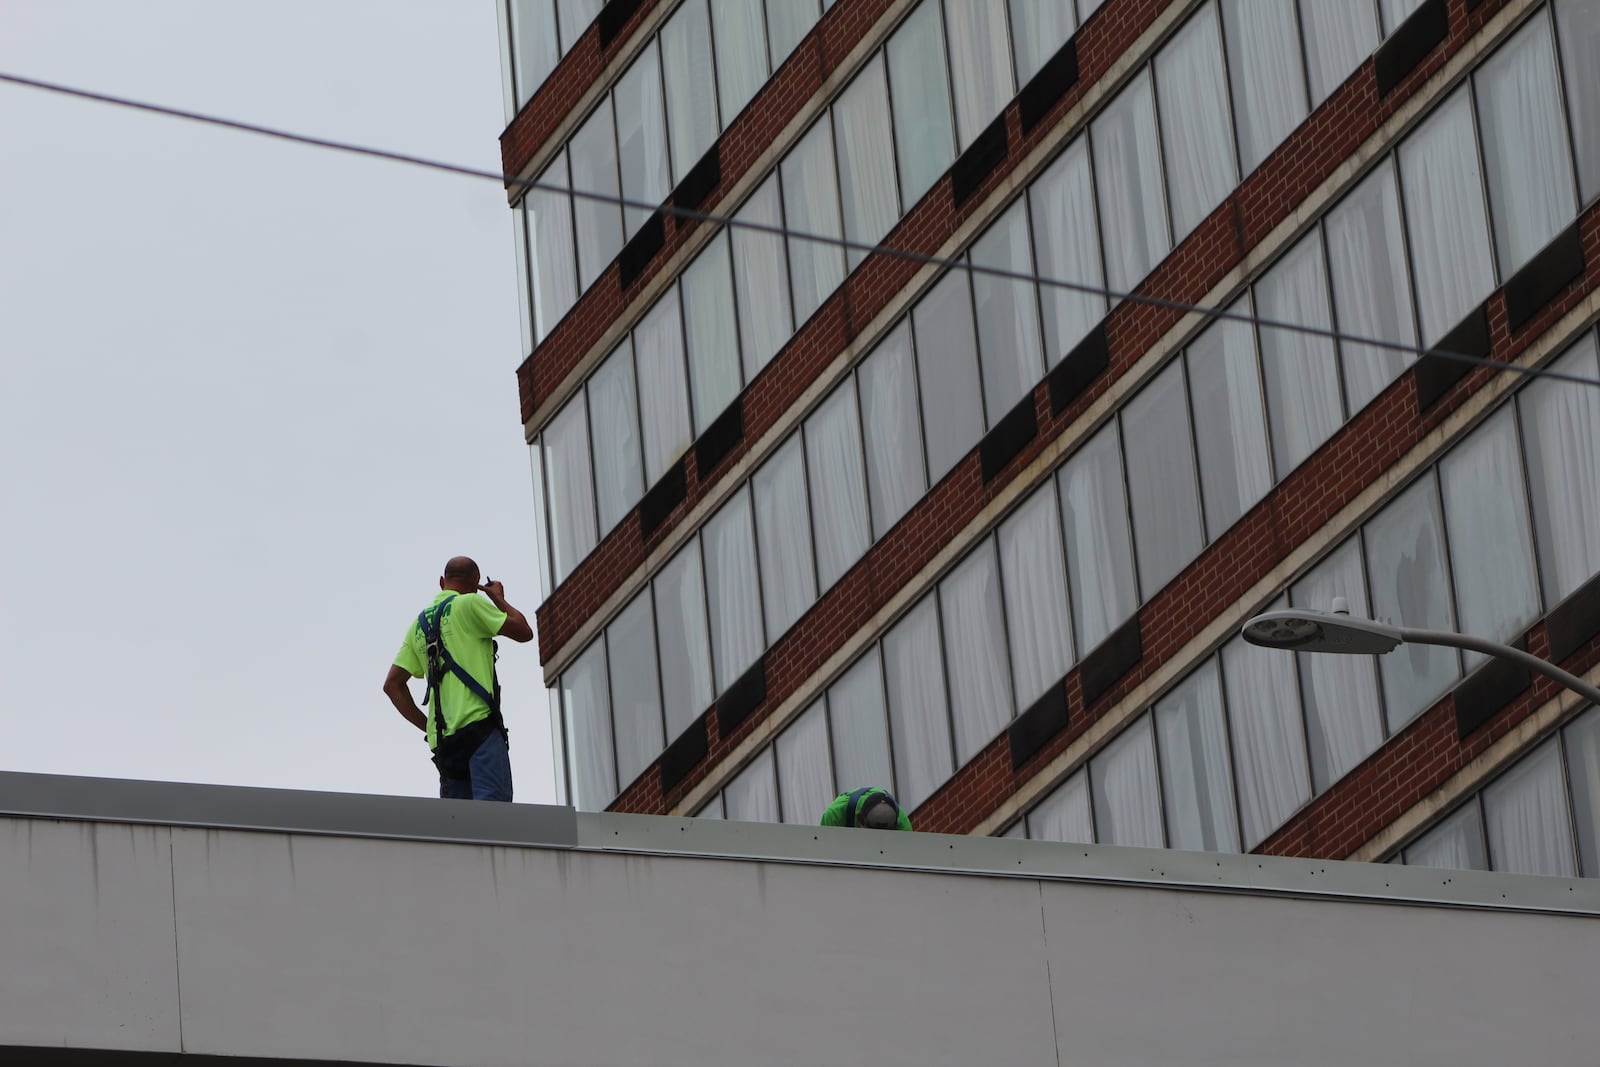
left=0, top=1, right=558, bottom=802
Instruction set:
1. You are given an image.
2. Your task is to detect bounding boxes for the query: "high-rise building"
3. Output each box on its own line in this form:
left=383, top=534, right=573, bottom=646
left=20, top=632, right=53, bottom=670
left=497, top=0, right=1600, bottom=876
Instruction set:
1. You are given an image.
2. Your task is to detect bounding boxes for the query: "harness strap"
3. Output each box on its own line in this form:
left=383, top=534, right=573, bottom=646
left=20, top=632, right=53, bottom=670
left=417, top=595, right=500, bottom=746
left=844, top=787, right=877, bottom=828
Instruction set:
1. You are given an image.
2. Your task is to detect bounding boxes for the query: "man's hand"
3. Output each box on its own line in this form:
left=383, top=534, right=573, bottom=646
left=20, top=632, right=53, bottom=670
left=480, top=578, right=534, bottom=643
left=479, top=579, right=506, bottom=602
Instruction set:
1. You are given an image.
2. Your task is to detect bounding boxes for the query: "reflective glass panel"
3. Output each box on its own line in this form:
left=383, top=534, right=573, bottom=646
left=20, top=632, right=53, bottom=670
left=588, top=338, right=643, bottom=536
left=1009, top=0, right=1076, bottom=85
left=857, top=322, right=927, bottom=538
left=1405, top=800, right=1487, bottom=871
left=1028, top=769, right=1094, bottom=843
left=542, top=395, right=597, bottom=586
left=1483, top=740, right=1577, bottom=877
left=1221, top=625, right=1311, bottom=851
left=681, top=233, right=742, bottom=434
left=1564, top=707, right=1600, bottom=877
left=702, top=489, right=764, bottom=694
left=883, top=596, right=954, bottom=810
left=1554, top=0, right=1600, bottom=203
left=1222, top=0, right=1307, bottom=174
left=614, top=42, right=670, bottom=237
left=1256, top=232, right=1344, bottom=475
left=1029, top=138, right=1106, bottom=364
left=1325, top=160, right=1417, bottom=413
left=998, top=483, right=1073, bottom=707
left=1091, top=717, right=1164, bottom=848
left=913, top=271, right=986, bottom=482
left=1154, top=6, right=1236, bottom=240
left=731, top=175, right=794, bottom=380
left=1155, top=659, right=1239, bottom=852
left=529, top=152, right=578, bottom=342
left=712, top=0, right=770, bottom=122
left=943, top=0, right=1015, bottom=150
left=634, top=294, right=693, bottom=486
left=833, top=56, right=900, bottom=270
left=725, top=748, right=779, bottom=822
left=607, top=592, right=663, bottom=788
left=829, top=649, right=894, bottom=792
left=1517, top=335, right=1600, bottom=604
left=1123, top=361, right=1204, bottom=600
left=782, top=120, right=847, bottom=325
left=1297, top=0, right=1378, bottom=107
left=661, top=0, right=720, bottom=183
left=569, top=99, right=623, bottom=291
left=939, top=541, right=1015, bottom=764
left=777, top=702, right=834, bottom=823
left=1092, top=71, right=1169, bottom=295
left=1058, top=424, right=1138, bottom=652
left=805, top=383, right=871, bottom=591
left=970, top=199, right=1045, bottom=424
left=753, top=435, right=818, bottom=639
left=887, top=0, right=958, bottom=206
left=1186, top=298, right=1271, bottom=539
left=562, top=640, right=614, bottom=811
left=653, top=542, right=713, bottom=741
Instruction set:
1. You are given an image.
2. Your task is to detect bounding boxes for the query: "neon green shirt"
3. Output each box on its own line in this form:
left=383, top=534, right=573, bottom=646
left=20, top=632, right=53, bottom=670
left=394, top=591, right=507, bottom=748
left=820, top=788, right=913, bottom=831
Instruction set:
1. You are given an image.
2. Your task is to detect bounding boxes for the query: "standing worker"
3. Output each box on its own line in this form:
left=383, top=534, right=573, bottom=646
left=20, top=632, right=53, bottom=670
left=821, top=787, right=913, bottom=830
left=383, top=556, right=534, bottom=801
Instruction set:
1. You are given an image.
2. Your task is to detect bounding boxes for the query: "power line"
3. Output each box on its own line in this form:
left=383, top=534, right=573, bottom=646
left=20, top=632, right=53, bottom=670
left=4, top=69, right=1598, bottom=390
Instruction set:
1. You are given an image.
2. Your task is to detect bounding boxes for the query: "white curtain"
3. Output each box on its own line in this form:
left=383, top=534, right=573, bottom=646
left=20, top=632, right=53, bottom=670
left=653, top=541, right=712, bottom=741
left=562, top=641, right=614, bottom=812
left=1092, top=71, right=1169, bottom=294
left=1155, top=660, right=1239, bottom=852
left=912, top=271, right=986, bottom=482
left=1291, top=539, right=1383, bottom=792
left=725, top=748, right=779, bottom=823
left=1404, top=801, right=1487, bottom=871
left=1519, top=336, right=1600, bottom=604
left=511, top=0, right=560, bottom=107
left=1007, top=0, right=1076, bottom=85
left=711, top=0, right=769, bottom=122
left=781, top=120, right=847, bottom=325
left=753, top=435, right=818, bottom=639
left=883, top=598, right=955, bottom=810
left=1221, top=0, right=1307, bottom=173
left=1153, top=6, right=1236, bottom=240
left=1123, top=362, right=1204, bottom=600
left=970, top=199, right=1046, bottom=424
left=832, top=56, right=900, bottom=270
left=731, top=175, right=793, bottom=380
left=556, top=0, right=601, bottom=50
left=999, top=484, right=1074, bottom=707
left=765, top=0, right=820, bottom=68
left=776, top=702, right=834, bottom=823
left=1091, top=718, right=1164, bottom=848
left=587, top=339, right=642, bottom=535
left=660, top=0, right=719, bottom=183
left=1029, top=137, right=1105, bottom=364
left=886, top=0, right=957, bottom=206
left=542, top=396, right=597, bottom=585
left=606, top=593, right=663, bottom=788
left=1297, top=0, right=1378, bottom=106
left=1483, top=741, right=1577, bottom=876
left=1186, top=299, right=1271, bottom=540
left=1257, top=232, right=1344, bottom=476
left=804, top=384, right=871, bottom=592
left=568, top=100, right=622, bottom=291
left=828, top=650, right=894, bottom=792
left=529, top=153, right=578, bottom=342
left=681, top=234, right=741, bottom=434
left=857, top=323, right=927, bottom=538
left=1028, top=769, right=1094, bottom=843
left=1554, top=0, right=1600, bottom=203
left=613, top=42, right=670, bottom=238
left=633, top=294, right=693, bottom=485
left=1380, top=0, right=1426, bottom=35
left=1057, top=424, right=1138, bottom=652
left=530, top=445, right=553, bottom=600
left=1325, top=160, right=1416, bottom=414
left=942, top=0, right=1015, bottom=150
left=702, top=489, right=764, bottom=694
left=1563, top=708, right=1600, bottom=877
left=1222, top=622, right=1311, bottom=851
left=939, top=542, right=1015, bottom=764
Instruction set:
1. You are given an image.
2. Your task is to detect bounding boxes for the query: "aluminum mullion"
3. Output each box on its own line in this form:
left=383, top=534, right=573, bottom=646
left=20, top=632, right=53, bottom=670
left=601, top=630, right=623, bottom=806
left=1541, top=1, right=1588, bottom=221
left=1211, top=653, right=1251, bottom=854
left=874, top=641, right=901, bottom=800
left=1209, top=0, right=1248, bottom=186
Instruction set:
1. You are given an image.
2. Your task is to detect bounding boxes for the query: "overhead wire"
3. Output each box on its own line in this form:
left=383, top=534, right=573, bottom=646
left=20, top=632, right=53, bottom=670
left=4, top=69, right=1598, bottom=389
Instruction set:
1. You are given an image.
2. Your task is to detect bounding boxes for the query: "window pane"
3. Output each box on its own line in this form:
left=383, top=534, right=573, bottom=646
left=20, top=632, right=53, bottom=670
left=543, top=395, right=597, bottom=585
left=858, top=322, right=927, bottom=538
left=1009, top=0, right=1075, bottom=85
left=511, top=0, right=560, bottom=107
left=731, top=175, right=793, bottom=380
left=530, top=441, right=553, bottom=600
left=1093, top=71, right=1169, bottom=295
left=782, top=120, right=847, bottom=325
left=660, top=0, right=720, bottom=183
left=1123, top=361, right=1204, bottom=599
left=1030, top=138, right=1105, bottom=364
left=753, top=435, right=818, bottom=638
left=557, top=0, right=601, bottom=50
left=1363, top=476, right=1459, bottom=731
left=1398, top=89, right=1496, bottom=345
left=805, top=383, right=871, bottom=590
left=1187, top=298, right=1271, bottom=539
left=1518, top=335, right=1600, bottom=604
left=940, top=541, right=1015, bottom=764
left=1154, top=6, right=1237, bottom=240
left=829, top=649, right=893, bottom=792
left=1091, top=718, right=1164, bottom=848
left=1297, top=0, right=1378, bottom=107
left=1058, top=424, right=1138, bottom=651
left=1291, top=539, right=1383, bottom=792
left=1380, top=0, right=1425, bottom=35
left=833, top=56, right=901, bottom=270
left=1483, top=740, right=1577, bottom=877
left=635, top=294, right=693, bottom=486
left=569, top=99, right=623, bottom=291
left=698, top=794, right=725, bottom=819
left=614, top=42, right=670, bottom=237
left=971, top=199, right=1045, bottom=423
left=944, top=0, right=1015, bottom=150
left=766, top=0, right=821, bottom=68
left=654, top=542, right=713, bottom=741
left=588, top=338, right=643, bottom=535
left=777, top=702, right=834, bottom=823
left=1222, top=0, right=1307, bottom=174
left=1222, top=625, right=1311, bottom=851
left=887, top=0, right=958, bottom=206
left=1155, top=659, right=1239, bottom=852
left=513, top=194, right=535, bottom=354
left=712, top=0, right=770, bottom=122
left=1405, top=801, right=1487, bottom=871
left=1257, top=232, right=1344, bottom=474
left=562, top=640, right=614, bottom=811
left=528, top=152, right=578, bottom=342
left=913, top=271, right=986, bottom=482
left=1440, top=406, right=1541, bottom=664
left=1028, top=769, right=1093, bottom=843
left=547, top=683, right=567, bottom=805
left=1325, top=159, right=1417, bottom=413
left=999, top=484, right=1074, bottom=707
left=1564, top=707, right=1600, bottom=877
left=725, top=748, right=779, bottom=822
left=883, top=597, right=955, bottom=809
left=1555, top=0, right=1600, bottom=203
left=607, top=593, right=663, bottom=788
left=681, top=233, right=742, bottom=434
left=703, top=489, right=764, bottom=694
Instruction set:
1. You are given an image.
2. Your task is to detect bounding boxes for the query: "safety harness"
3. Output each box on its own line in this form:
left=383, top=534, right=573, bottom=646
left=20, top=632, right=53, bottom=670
left=417, top=595, right=507, bottom=777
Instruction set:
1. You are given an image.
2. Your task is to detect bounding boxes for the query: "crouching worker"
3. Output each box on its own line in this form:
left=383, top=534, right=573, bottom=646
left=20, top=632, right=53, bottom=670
left=383, top=556, right=534, bottom=801
left=821, top=787, right=913, bottom=831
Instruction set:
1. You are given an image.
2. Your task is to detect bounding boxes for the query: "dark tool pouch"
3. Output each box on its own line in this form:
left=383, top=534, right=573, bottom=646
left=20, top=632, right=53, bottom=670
left=431, top=712, right=508, bottom=780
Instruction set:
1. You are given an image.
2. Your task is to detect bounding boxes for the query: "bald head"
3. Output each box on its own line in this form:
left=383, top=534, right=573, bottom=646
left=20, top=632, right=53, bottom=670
left=441, top=556, right=480, bottom=593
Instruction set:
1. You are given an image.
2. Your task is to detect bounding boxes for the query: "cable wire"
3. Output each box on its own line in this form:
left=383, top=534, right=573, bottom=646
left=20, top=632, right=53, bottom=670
left=4, top=69, right=1598, bottom=389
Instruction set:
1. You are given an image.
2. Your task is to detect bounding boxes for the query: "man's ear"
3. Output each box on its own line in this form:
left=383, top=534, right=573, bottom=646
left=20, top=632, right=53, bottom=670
left=438, top=576, right=447, bottom=590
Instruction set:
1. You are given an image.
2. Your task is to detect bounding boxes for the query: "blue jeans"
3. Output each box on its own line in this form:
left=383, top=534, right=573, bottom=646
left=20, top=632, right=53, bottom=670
left=438, top=727, right=513, bottom=802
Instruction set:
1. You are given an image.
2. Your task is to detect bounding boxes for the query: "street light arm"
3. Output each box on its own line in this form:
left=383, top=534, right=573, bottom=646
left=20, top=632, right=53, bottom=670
left=1395, top=627, right=1600, bottom=706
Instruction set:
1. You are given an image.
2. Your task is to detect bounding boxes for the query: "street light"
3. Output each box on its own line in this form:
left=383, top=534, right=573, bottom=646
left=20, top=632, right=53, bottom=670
left=1241, top=599, right=1600, bottom=706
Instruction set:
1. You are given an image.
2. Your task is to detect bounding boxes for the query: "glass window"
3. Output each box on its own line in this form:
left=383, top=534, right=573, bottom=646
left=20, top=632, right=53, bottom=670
left=883, top=597, right=954, bottom=810
left=528, top=152, right=578, bottom=342
left=777, top=702, right=834, bottom=823
left=542, top=395, right=597, bottom=586
left=782, top=120, right=847, bottom=326
left=587, top=339, right=642, bottom=536
left=1564, top=707, right=1600, bottom=877
left=698, top=793, right=725, bottom=819
left=943, top=0, right=1015, bottom=150
left=547, top=683, right=568, bottom=806
left=681, top=233, right=742, bottom=434
left=569, top=99, right=623, bottom=291
left=913, top=271, right=986, bottom=482
left=660, top=0, right=720, bottom=183
left=513, top=193, right=535, bottom=354
left=999, top=484, right=1074, bottom=707
left=971, top=200, right=1046, bottom=424
left=1380, top=0, right=1425, bottom=34
left=562, top=640, right=614, bottom=812
left=607, top=593, right=663, bottom=788
left=1154, top=6, right=1237, bottom=240
left=1058, top=424, right=1138, bottom=652
left=1483, top=740, right=1577, bottom=877
left=1029, top=138, right=1106, bottom=365
left=634, top=294, right=693, bottom=486
left=1297, top=0, right=1378, bottom=107
left=530, top=441, right=553, bottom=600
left=1555, top=0, right=1600, bottom=203
left=753, top=435, right=818, bottom=638
left=1222, top=625, right=1312, bottom=851
left=833, top=56, right=901, bottom=270
left=725, top=748, right=779, bottom=822
left=712, top=0, right=770, bottom=122
left=1028, top=769, right=1093, bottom=843
left=1325, top=160, right=1417, bottom=414
left=857, top=322, right=927, bottom=538
left=1518, top=335, right=1600, bottom=604
left=766, top=0, right=821, bottom=68
left=510, top=0, right=561, bottom=107
left=1363, top=477, right=1459, bottom=731
left=1256, top=232, right=1344, bottom=475
left=1439, top=406, right=1541, bottom=664
left=1155, top=659, right=1239, bottom=852
left=1093, top=71, right=1169, bottom=295
left=805, top=383, right=871, bottom=591
left=731, top=175, right=794, bottom=380
left=887, top=0, right=958, bottom=207
left=1222, top=0, right=1307, bottom=174
left=557, top=0, right=601, bottom=50
left=940, top=541, right=1015, bottom=765
left=1405, top=801, right=1488, bottom=871
left=829, top=650, right=894, bottom=792
left=1123, top=361, right=1204, bottom=600
left=1291, top=539, right=1384, bottom=793
left=1009, top=0, right=1076, bottom=86
left=1398, top=89, right=1496, bottom=345
left=1186, top=298, right=1271, bottom=539
left=654, top=542, right=713, bottom=741
left=702, top=489, right=764, bottom=694
left=613, top=42, right=671, bottom=238
left=1091, top=717, right=1164, bottom=848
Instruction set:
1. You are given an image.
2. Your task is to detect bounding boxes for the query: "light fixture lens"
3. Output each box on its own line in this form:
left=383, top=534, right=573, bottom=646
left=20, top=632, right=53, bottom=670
left=1244, top=616, right=1322, bottom=648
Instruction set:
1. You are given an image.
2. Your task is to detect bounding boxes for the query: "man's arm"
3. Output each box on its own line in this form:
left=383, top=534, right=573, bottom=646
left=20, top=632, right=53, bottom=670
left=479, top=579, right=534, bottom=643
left=383, top=664, right=428, bottom=733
